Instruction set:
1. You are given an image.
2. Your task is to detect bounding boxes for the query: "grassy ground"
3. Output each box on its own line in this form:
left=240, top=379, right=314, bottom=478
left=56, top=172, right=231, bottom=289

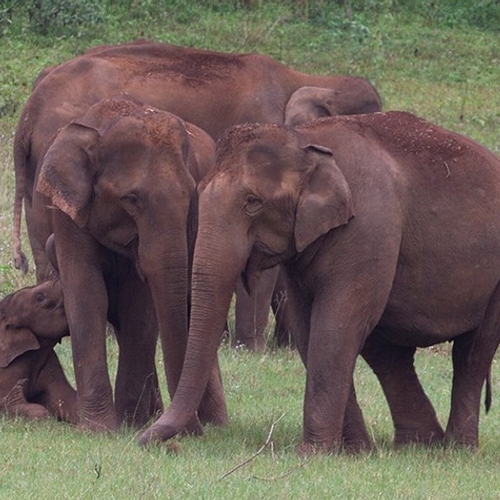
left=2, top=340, right=500, bottom=499
left=1, top=2, right=500, bottom=498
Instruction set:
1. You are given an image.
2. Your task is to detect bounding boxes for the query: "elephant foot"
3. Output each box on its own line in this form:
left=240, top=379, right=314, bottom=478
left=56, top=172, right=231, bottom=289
left=298, top=435, right=371, bottom=456
left=394, top=426, right=444, bottom=447
left=197, top=406, right=228, bottom=427
left=78, top=414, right=119, bottom=433
left=232, top=337, right=266, bottom=353
left=8, top=403, right=51, bottom=421
left=443, top=431, right=478, bottom=450
left=342, top=417, right=372, bottom=454
left=181, top=414, right=205, bottom=436
left=296, top=440, right=342, bottom=457
left=342, top=436, right=372, bottom=454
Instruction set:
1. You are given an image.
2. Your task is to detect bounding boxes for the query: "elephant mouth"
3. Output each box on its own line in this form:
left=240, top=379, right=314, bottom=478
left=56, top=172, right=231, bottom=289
left=47, top=301, right=65, bottom=316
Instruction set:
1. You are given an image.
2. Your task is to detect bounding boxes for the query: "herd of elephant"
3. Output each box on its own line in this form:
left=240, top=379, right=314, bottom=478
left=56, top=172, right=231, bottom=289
left=2, top=38, right=500, bottom=455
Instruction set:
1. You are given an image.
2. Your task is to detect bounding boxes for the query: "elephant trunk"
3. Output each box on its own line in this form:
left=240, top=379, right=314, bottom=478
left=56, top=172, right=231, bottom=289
left=139, top=221, right=248, bottom=445
left=137, top=215, right=191, bottom=401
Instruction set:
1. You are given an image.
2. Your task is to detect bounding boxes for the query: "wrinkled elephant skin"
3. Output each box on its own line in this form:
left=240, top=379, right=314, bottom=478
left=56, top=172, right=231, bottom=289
left=15, top=41, right=380, bottom=432
left=36, top=97, right=226, bottom=432
left=141, top=111, right=500, bottom=453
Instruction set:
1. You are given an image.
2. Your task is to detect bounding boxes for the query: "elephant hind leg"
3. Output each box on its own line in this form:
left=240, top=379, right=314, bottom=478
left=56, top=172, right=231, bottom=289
left=2, top=379, right=50, bottom=420
left=362, top=334, right=444, bottom=446
left=446, top=282, right=500, bottom=447
left=234, top=267, right=279, bottom=352
left=271, top=267, right=295, bottom=349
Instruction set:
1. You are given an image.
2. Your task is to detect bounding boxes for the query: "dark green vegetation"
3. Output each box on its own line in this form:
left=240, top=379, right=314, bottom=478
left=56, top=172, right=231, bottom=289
left=1, top=2, right=500, bottom=498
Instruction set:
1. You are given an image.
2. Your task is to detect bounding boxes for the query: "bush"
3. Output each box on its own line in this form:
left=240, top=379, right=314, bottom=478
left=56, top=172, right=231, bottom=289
left=0, top=0, right=105, bottom=38
left=394, top=0, right=500, bottom=31
left=28, top=0, right=105, bottom=36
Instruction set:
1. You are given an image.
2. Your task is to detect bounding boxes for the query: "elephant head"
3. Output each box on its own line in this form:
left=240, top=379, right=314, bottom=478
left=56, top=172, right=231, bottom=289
left=140, top=123, right=354, bottom=444
left=285, top=86, right=382, bottom=127
left=36, top=95, right=216, bottom=401
left=0, top=280, right=68, bottom=368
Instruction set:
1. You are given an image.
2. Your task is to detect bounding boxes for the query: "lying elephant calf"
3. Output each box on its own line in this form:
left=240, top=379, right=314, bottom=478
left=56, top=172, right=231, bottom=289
left=0, top=279, right=77, bottom=422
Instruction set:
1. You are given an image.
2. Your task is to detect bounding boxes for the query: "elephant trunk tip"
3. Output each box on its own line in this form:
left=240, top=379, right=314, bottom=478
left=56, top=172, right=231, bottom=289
left=138, top=409, right=201, bottom=447
left=14, top=250, right=29, bottom=274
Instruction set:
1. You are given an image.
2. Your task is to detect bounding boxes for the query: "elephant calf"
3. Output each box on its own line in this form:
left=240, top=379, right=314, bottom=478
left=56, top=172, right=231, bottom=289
left=0, top=280, right=76, bottom=422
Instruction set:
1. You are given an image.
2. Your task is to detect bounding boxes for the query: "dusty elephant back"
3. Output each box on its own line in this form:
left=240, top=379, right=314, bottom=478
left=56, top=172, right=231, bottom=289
left=294, top=111, right=500, bottom=338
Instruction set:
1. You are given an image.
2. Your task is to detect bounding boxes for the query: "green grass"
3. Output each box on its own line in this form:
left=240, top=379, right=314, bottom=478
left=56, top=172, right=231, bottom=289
left=2, top=340, right=500, bottom=499
left=2, top=1, right=500, bottom=498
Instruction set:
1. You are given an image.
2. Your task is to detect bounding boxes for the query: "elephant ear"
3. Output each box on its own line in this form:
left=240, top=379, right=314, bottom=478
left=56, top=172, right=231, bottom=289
left=294, top=144, right=354, bottom=252
left=285, top=87, right=340, bottom=126
left=183, top=122, right=216, bottom=182
left=0, top=325, right=40, bottom=368
left=37, top=123, right=98, bottom=228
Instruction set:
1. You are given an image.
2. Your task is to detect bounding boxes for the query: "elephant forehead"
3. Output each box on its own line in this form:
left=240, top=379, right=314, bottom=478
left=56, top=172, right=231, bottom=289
left=216, top=123, right=293, bottom=163
left=103, top=118, right=179, bottom=148
left=207, top=124, right=303, bottom=191
left=201, top=165, right=294, bottom=206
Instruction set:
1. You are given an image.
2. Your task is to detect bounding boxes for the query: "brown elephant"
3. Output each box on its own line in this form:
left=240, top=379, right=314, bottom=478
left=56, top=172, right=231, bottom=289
left=14, top=41, right=381, bottom=431
left=14, top=40, right=381, bottom=280
left=139, top=111, right=500, bottom=454
left=234, top=84, right=385, bottom=351
left=0, top=279, right=77, bottom=422
left=36, top=96, right=227, bottom=433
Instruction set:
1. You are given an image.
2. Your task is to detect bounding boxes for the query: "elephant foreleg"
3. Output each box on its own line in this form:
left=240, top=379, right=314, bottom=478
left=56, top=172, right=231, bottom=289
left=196, top=354, right=228, bottom=427
left=342, top=383, right=372, bottom=453
left=112, top=266, right=163, bottom=428
left=275, top=270, right=372, bottom=453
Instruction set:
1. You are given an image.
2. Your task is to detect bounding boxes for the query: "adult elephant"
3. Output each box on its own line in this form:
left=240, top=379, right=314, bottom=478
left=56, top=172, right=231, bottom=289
left=233, top=84, right=384, bottom=351
left=14, top=40, right=381, bottom=280
left=139, top=112, right=500, bottom=453
left=14, top=40, right=380, bottom=431
left=36, top=96, right=227, bottom=433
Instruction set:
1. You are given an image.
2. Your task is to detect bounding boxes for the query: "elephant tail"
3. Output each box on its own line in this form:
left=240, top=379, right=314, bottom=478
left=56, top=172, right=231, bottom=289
left=12, top=113, right=30, bottom=274
left=485, top=368, right=492, bottom=414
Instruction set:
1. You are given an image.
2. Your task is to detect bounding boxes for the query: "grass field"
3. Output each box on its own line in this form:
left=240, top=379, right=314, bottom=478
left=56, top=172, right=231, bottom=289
left=1, top=2, right=500, bottom=498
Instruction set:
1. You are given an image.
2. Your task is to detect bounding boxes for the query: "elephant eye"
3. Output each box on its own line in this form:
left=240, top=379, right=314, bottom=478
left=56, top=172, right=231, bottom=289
left=35, top=292, right=46, bottom=303
left=121, top=192, right=141, bottom=217
left=122, top=192, right=139, bottom=205
left=244, top=194, right=263, bottom=215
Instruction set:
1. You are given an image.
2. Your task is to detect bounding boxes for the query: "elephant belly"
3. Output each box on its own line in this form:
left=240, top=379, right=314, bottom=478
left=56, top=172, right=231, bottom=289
left=375, top=226, right=500, bottom=346
left=377, top=277, right=497, bottom=347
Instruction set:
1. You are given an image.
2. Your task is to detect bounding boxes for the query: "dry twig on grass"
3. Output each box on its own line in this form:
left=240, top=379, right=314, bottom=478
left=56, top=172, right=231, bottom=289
left=220, top=413, right=286, bottom=480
